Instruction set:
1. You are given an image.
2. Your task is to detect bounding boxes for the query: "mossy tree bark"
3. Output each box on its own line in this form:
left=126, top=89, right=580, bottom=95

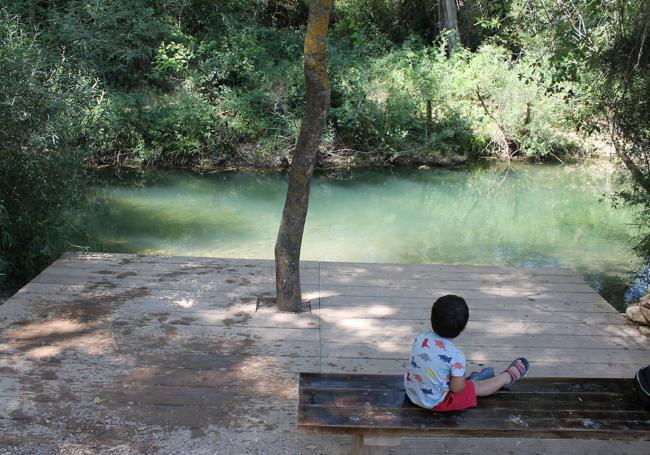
left=275, top=0, right=332, bottom=312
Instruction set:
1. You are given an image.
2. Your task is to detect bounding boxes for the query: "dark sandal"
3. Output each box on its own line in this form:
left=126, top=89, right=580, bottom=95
left=504, top=357, right=529, bottom=384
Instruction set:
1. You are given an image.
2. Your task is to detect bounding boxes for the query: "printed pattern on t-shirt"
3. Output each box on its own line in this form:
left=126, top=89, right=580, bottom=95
left=403, top=331, right=467, bottom=408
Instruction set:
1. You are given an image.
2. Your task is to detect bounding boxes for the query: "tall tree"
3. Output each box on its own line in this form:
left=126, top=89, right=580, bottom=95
left=275, top=0, right=332, bottom=312
left=439, top=0, right=460, bottom=54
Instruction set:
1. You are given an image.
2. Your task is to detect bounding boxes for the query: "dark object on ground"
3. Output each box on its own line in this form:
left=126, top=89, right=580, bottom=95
left=635, top=365, right=650, bottom=408
left=298, top=373, right=650, bottom=454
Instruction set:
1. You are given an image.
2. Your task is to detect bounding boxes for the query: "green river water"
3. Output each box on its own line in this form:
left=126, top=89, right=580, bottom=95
left=92, top=161, right=648, bottom=311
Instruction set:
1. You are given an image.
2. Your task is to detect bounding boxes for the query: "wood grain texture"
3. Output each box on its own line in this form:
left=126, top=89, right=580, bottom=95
left=298, top=374, right=650, bottom=440
left=1, top=252, right=647, bottom=452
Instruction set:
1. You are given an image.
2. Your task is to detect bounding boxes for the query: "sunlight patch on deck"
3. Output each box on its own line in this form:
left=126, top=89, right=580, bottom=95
left=0, top=252, right=647, bottom=453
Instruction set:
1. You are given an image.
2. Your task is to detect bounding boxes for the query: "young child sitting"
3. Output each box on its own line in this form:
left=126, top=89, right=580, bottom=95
left=404, top=294, right=529, bottom=411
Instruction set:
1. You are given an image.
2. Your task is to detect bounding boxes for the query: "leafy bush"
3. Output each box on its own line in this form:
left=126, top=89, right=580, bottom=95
left=94, top=89, right=217, bottom=165
left=3, top=1, right=588, bottom=170
left=49, top=0, right=174, bottom=89
left=329, top=41, right=580, bottom=161
left=0, top=10, right=99, bottom=287
left=447, top=45, right=580, bottom=158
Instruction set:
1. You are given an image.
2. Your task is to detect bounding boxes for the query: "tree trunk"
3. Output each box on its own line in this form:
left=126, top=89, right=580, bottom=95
left=438, top=0, right=459, bottom=55
left=425, top=99, right=432, bottom=138
left=274, top=0, right=332, bottom=313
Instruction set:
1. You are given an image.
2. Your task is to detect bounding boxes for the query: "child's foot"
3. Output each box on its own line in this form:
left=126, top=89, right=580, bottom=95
left=503, top=357, right=529, bottom=384
left=467, top=367, right=495, bottom=381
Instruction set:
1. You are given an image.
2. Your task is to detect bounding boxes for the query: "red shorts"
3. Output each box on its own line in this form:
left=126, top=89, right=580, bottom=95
left=430, top=380, right=477, bottom=412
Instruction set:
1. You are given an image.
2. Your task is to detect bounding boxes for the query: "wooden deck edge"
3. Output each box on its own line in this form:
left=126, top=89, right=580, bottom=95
left=296, top=425, right=650, bottom=441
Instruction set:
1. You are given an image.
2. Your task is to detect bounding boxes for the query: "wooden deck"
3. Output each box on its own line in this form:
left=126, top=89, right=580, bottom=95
left=1, top=252, right=648, bottom=454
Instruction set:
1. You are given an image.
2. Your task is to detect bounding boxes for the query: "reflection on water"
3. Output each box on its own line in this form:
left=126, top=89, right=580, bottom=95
left=91, top=162, right=647, bottom=311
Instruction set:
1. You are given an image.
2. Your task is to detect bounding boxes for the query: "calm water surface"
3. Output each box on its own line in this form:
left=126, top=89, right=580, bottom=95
left=92, top=162, right=648, bottom=310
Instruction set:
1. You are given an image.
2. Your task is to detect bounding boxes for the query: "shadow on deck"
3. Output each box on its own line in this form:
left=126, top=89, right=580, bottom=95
left=0, top=252, right=647, bottom=454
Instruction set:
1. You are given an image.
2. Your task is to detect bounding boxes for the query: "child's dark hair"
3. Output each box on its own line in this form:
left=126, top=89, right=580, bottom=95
left=430, top=295, right=469, bottom=338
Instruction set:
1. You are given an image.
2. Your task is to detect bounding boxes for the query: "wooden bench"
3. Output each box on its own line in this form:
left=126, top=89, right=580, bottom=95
left=298, top=373, right=650, bottom=454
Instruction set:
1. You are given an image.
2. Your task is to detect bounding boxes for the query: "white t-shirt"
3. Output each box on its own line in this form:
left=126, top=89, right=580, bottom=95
left=403, top=331, right=467, bottom=408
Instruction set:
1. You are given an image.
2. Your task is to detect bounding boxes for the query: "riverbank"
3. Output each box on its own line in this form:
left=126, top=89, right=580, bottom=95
left=93, top=150, right=470, bottom=174
left=92, top=145, right=594, bottom=175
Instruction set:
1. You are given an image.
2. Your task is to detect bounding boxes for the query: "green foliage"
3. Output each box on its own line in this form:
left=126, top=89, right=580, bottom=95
left=94, top=89, right=217, bottom=165
left=509, top=0, right=650, bottom=261
left=155, top=40, right=194, bottom=79
left=46, top=0, right=174, bottom=89
left=0, top=10, right=99, bottom=287
left=4, top=0, right=590, bottom=169
left=331, top=41, right=580, bottom=160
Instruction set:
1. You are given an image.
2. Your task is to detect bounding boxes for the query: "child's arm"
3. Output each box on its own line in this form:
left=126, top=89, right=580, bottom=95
left=449, top=348, right=467, bottom=392
left=449, top=375, right=466, bottom=393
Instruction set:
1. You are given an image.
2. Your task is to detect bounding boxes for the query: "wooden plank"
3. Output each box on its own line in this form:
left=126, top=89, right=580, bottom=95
left=318, top=280, right=597, bottom=294
left=324, top=435, right=650, bottom=455
left=60, top=251, right=320, bottom=268
left=319, top=344, right=649, bottom=365
left=0, top=363, right=299, bottom=391
left=0, top=389, right=300, bottom=430
left=319, top=307, right=624, bottom=324
left=26, top=272, right=318, bottom=293
left=319, top=286, right=604, bottom=300
left=319, top=269, right=589, bottom=284
left=320, top=295, right=618, bottom=313
left=353, top=436, right=650, bottom=455
left=300, top=389, right=644, bottom=412
left=0, top=351, right=317, bottom=374
left=15, top=281, right=312, bottom=301
left=299, top=374, right=636, bottom=395
left=319, top=319, right=641, bottom=337
left=9, top=283, right=310, bottom=311
left=1, top=318, right=319, bottom=342
left=318, top=261, right=575, bottom=276
left=0, top=311, right=320, bottom=332
left=114, top=366, right=298, bottom=389
left=1, top=296, right=320, bottom=330
left=37, top=381, right=292, bottom=412
left=101, top=384, right=253, bottom=408
left=48, top=257, right=319, bottom=276
left=320, top=332, right=647, bottom=350
left=318, top=358, right=644, bottom=378
left=0, top=353, right=322, bottom=385
left=1, top=329, right=320, bottom=359
left=298, top=406, right=650, bottom=439
left=3, top=282, right=318, bottom=307
left=31, top=267, right=319, bottom=286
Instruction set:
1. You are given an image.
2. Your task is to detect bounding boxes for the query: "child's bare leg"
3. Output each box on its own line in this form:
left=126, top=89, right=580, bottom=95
left=473, top=373, right=511, bottom=396
left=473, top=358, right=529, bottom=397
